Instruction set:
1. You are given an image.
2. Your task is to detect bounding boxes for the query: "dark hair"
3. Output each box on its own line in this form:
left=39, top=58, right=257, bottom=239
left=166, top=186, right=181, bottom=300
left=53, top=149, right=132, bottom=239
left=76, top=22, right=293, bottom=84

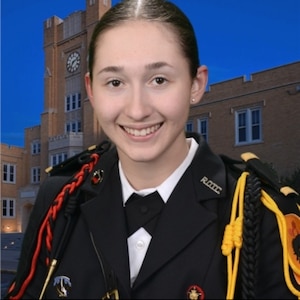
left=87, top=0, right=200, bottom=80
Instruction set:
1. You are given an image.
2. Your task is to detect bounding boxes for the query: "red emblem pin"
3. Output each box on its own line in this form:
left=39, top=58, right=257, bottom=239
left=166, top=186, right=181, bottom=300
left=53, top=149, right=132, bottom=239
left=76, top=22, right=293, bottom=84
left=91, top=169, right=104, bottom=185
left=187, top=285, right=205, bottom=300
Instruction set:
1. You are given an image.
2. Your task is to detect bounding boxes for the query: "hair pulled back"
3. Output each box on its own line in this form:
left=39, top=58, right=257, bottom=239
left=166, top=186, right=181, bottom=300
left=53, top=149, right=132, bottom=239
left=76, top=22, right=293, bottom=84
left=88, top=0, right=200, bottom=80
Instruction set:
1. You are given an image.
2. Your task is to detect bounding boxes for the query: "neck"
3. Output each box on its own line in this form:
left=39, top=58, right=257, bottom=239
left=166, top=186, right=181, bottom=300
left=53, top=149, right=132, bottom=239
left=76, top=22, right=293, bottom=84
left=119, top=138, right=190, bottom=190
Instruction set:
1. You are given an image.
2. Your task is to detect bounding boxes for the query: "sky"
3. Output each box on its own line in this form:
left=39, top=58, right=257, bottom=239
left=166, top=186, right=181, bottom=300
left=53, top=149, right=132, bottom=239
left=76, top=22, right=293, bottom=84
left=1, top=0, right=300, bottom=147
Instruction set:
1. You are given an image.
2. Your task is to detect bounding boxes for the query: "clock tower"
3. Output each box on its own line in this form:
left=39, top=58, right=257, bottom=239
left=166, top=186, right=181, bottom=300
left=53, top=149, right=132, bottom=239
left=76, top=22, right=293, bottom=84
left=40, top=0, right=111, bottom=180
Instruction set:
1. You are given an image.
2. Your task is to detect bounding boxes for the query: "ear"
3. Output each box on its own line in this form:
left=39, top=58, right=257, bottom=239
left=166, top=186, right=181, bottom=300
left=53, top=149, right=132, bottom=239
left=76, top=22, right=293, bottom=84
left=190, top=65, right=208, bottom=105
left=85, top=72, right=94, bottom=106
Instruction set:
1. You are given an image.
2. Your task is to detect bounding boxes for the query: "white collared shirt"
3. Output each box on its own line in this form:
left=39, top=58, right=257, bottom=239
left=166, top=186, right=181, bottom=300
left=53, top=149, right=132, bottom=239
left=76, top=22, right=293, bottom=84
left=119, top=137, right=199, bottom=286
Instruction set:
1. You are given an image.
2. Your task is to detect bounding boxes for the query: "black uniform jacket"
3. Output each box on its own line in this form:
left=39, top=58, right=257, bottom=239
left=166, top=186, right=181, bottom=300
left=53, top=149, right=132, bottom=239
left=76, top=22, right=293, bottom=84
left=6, top=135, right=299, bottom=299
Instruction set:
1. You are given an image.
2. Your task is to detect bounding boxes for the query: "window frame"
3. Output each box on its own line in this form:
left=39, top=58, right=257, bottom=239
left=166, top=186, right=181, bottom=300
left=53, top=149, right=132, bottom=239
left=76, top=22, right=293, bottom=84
left=65, top=93, right=81, bottom=112
left=31, top=167, right=41, bottom=184
left=65, top=120, right=82, bottom=133
left=2, top=163, right=16, bottom=184
left=50, top=153, right=68, bottom=167
left=197, top=117, right=208, bottom=141
left=2, top=198, right=16, bottom=218
left=235, top=106, right=262, bottom=145
left=31, top=141, right=41, bottom=155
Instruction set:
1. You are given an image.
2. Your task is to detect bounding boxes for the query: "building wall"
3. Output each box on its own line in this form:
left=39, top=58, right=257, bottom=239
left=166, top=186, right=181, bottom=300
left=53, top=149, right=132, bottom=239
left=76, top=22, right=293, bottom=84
left=0, top=144, right=26, bottom=232
left=189, top=62, right=300, bottom=178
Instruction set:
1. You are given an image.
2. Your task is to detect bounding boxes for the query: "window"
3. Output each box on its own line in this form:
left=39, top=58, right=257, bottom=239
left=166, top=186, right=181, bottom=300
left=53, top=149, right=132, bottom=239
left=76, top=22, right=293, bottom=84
left=197, top=118, right=208, bottom=141
left=2, top=163, right=16, bottom=183
left=66, top=96, right=71, bottom=111
left=78, top=93, right=81, bottom=108
left=72, top=122, right=76, bottom=132
left=65, top=121, right=82, bottom=133
left=185, top=121, right=193, bottom=132
left=65, top=93, right=81, bottom=112
left=51, top=153, right=68, bottom=167
left=235, top=107, right=262, bottom=145
left=31, top=167, right=41, bottom=183
left=72, top=95, right=76, bottom=110
left=2, top=198, right=15, bottom=218
left=31, top=141, right=41, bottom=154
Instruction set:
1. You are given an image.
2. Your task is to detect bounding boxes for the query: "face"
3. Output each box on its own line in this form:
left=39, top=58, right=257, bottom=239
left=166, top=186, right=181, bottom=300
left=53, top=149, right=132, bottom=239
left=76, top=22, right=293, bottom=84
left=85, top=20, right=207, bottom=168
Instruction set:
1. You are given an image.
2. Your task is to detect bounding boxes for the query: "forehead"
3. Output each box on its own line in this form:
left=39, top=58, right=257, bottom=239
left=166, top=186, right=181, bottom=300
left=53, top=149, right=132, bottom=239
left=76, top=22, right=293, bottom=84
left=95, top=20, right=183, bottom=61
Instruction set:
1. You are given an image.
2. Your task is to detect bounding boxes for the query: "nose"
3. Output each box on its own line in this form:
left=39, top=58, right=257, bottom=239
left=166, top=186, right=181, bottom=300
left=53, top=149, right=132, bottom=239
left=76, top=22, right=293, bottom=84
left=124, top=86, right=151, bottom=120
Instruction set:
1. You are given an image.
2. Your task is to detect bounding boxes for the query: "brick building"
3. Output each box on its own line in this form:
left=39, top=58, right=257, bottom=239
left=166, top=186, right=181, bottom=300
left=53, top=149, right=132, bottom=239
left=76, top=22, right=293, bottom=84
left=1, top=145, right=26, bottom=233
left=1, top=0, right=111, bottom=233
left=1, top=0, right=300, bottom=233
left=188, top=61, right=300, bottom=176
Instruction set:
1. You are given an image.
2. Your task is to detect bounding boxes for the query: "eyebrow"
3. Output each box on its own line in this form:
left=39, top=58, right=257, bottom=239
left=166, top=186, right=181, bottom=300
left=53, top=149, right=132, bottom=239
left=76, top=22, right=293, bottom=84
left=145, top=61, right=173, bottom=70
left=97, top=66, right=124, bottom=75
left=97, top=62, right=172, bottom=75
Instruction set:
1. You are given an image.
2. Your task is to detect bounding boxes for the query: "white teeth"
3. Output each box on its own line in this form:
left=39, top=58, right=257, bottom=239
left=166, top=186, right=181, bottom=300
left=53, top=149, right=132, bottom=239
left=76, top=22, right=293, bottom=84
left=124, top=124, right=161, bottom=137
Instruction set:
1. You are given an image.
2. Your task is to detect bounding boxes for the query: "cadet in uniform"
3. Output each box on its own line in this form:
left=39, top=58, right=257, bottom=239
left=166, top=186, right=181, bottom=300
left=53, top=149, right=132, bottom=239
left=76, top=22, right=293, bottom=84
left=5, top=0, right=300, bottom=299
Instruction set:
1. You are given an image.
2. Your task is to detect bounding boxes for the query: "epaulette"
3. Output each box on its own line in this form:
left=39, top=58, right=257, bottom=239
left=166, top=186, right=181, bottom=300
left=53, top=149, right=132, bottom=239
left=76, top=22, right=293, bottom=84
left=221, top=152, right=299, bottom=197
left=45, top=140, right=112, bottom=177
left=241, top=152, right=299, bottom=197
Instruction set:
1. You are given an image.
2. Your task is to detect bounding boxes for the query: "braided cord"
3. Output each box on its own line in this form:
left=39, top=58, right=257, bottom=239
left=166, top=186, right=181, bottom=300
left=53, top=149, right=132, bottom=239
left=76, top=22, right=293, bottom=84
left=222, top=171, right=248, bottom=299
left=241, top=171, right=261, bottom=299
left=9, top=153, right=100, bottom=300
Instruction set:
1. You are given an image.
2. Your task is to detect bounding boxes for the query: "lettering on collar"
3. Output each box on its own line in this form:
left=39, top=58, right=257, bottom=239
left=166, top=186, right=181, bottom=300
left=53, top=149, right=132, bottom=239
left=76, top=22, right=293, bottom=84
left=200, top=176, right=222, bottom=194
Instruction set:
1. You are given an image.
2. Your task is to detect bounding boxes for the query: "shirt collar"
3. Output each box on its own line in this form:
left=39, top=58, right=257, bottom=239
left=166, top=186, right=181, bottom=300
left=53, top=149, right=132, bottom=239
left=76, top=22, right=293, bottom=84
left=119, top=137, right=199, bottom=206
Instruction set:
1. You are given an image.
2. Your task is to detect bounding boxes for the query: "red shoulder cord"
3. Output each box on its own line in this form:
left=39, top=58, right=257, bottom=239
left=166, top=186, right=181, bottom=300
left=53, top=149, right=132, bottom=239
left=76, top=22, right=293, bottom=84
left=8, top=153, right=100, bottom=299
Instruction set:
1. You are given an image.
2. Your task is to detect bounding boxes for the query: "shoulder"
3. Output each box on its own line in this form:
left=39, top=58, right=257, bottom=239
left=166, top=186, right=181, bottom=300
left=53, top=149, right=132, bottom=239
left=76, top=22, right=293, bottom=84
left=45, top=140, right=113, bottom=177
left=34, top=140, right=115, bottom=213
left=241, top=152, right=299, bottom=210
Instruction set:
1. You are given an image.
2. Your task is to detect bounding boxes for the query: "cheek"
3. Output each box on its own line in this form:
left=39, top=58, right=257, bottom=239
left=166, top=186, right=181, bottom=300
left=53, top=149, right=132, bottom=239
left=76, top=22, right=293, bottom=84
left=95, top=107, right=110, bottom=124
left=92, top=98, right=120, bottom=124
left=162, top=94, right=190, bottom=121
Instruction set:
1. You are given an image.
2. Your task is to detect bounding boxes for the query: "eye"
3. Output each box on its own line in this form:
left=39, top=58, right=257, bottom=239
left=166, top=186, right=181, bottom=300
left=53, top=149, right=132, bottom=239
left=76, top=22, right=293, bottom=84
left=108, top=79, right=122, bottom=87
left=153, top=77, right=167, bottom=85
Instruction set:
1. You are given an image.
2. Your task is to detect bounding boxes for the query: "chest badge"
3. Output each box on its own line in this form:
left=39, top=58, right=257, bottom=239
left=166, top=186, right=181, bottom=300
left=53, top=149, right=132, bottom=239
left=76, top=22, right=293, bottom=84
left=187, top=285, right=205, bottom=299
left=53, top=276, right=72, bottom=298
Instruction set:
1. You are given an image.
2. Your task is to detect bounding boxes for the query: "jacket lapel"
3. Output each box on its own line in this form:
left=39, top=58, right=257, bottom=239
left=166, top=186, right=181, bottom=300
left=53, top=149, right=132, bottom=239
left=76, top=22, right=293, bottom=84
left=133, top=136, right=228, bottom=288
left=79, top=149, right=131, bottom=295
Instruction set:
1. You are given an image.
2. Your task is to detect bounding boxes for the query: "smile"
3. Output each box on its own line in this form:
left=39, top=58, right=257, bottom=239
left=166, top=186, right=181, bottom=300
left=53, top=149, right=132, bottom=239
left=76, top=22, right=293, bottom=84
left=123, top=124, right=162, bottom=137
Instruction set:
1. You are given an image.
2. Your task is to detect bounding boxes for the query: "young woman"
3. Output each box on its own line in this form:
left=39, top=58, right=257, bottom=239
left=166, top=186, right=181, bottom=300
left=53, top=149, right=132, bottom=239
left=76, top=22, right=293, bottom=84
left=5, top=0, right=300, bottom=299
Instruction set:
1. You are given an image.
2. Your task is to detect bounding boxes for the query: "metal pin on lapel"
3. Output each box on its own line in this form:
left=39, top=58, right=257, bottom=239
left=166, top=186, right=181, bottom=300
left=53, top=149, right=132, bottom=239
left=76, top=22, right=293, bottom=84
left=91, top=169, right=104, bottom=185
left=186, top=285, right=205, bottom=300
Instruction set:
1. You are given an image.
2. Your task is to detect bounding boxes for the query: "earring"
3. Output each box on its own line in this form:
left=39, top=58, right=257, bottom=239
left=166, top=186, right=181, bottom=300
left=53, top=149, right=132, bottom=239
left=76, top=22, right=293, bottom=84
left=191, top=98, right=195, bottom=103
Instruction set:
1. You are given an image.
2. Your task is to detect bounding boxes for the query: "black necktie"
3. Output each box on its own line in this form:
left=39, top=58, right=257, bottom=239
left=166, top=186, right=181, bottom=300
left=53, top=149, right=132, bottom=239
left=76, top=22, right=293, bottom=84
left=125, top=191, right=165, bottom=236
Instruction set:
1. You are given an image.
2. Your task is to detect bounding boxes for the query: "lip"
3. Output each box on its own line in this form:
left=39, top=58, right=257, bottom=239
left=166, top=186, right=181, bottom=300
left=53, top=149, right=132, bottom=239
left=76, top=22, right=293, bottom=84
left=122, top=123, right=162, bottom=137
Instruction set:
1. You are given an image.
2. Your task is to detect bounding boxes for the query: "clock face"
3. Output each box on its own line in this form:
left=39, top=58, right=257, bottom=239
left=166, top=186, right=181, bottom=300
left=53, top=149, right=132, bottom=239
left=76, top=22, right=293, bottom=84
left=66, top=51, right=81, bottom=73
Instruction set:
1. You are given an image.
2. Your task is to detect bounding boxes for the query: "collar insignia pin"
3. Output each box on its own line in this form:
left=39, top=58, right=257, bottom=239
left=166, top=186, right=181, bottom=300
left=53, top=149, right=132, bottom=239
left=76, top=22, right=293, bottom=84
left=200, top=176, right=222, bottom=194
left=91, top=169, right=104, bottom=185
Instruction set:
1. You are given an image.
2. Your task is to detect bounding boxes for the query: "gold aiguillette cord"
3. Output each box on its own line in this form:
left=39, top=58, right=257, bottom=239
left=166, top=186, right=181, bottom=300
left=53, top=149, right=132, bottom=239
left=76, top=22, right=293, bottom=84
left=39, top=259, right=58, bottom=299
